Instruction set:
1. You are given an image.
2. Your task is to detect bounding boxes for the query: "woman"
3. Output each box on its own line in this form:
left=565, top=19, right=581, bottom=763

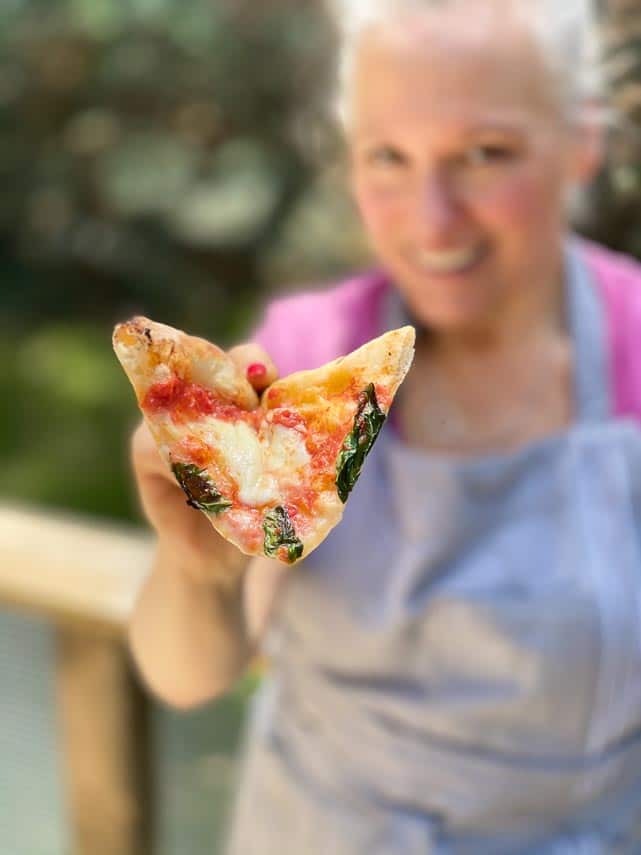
left=129, top=0, right=641, bottom=851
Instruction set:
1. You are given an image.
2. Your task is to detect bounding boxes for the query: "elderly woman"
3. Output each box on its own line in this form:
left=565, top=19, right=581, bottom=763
left=129, top=0, right=641, bottom=852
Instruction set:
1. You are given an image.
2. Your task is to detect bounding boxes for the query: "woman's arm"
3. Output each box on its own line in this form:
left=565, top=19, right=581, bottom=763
left=128, top=539, right=251, bottom=709
left=129, top=540, right=289, bottom=710
left=127, top=344, right=282, bottom=710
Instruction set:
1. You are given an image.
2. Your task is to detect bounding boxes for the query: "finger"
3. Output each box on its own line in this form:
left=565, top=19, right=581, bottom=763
left=131, top=420, right=173, bottom=482
left=228, top=343, right=279, bottom=391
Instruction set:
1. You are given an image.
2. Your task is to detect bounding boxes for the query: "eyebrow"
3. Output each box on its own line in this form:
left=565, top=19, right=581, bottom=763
left=461, top=122, right=526, bottom=136
left=353, top=123, right=525, bottom=147
left=355, top=111, right=534, bottom=134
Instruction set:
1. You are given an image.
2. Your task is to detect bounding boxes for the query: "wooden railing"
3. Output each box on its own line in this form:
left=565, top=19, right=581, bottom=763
left=0, top=503, right=155, bottom=855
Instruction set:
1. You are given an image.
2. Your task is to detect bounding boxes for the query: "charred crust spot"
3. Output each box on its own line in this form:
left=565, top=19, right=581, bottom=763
left=143, top=327, right=153, bottom=344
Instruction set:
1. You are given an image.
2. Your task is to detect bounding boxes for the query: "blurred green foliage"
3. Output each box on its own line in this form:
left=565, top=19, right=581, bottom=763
left=0, top=0, right=342, bottom=331
left=0, top=0, right=366, bottom=522
left=580, top=1, right=641, bottom=256
left=0, top=319, right=138, bottom=519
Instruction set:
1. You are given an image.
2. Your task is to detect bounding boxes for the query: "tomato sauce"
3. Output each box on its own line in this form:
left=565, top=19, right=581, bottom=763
left=172, top=435, right=212, bottom=468
left=270, top=408, right=306, bottom=431
left=308, top=430, right=346, bottom=472
left=374, top=383, right=392, bottom=411
left=143, top=376, right=258, bottom=426
left=222, top=505, right=265, bottom=552
left=283, top=482, right=318, bottom=515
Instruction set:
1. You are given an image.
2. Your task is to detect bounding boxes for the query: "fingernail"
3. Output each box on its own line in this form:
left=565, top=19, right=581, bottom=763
left=247, top=362, right=267, bottom=381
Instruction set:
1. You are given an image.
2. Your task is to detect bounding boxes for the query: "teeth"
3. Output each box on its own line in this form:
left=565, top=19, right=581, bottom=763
left=416, top=246, right=482, bottom=274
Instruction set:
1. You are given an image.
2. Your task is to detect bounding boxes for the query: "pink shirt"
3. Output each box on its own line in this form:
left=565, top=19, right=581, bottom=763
left=254, top=239, right=641, bottom=423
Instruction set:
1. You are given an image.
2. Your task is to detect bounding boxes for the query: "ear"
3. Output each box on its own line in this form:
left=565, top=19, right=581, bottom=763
left=568, top=106, right=605, bottom=185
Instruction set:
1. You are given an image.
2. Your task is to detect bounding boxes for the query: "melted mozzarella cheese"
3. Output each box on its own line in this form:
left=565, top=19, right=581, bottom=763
left=266, top=424, right=310, bottom=479
left=204, top=418, right=311, bottom=506
left=191, top=357, right=246, bottom=400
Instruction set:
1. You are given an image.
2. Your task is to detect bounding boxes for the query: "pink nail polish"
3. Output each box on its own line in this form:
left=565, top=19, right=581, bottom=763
left=247, top=362, right=267, bottom=381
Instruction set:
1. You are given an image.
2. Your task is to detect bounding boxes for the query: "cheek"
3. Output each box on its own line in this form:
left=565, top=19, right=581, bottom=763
left=353, top=179, right=405, bottom=237
left=474, top=165, right=565, bottom=236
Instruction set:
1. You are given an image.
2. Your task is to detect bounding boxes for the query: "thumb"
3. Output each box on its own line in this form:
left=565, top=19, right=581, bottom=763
left=228, top=343, right=279, bottom=392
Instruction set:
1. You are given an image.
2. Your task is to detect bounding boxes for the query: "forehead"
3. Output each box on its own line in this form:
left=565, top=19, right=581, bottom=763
left=349, top=5, right=561, bottom=135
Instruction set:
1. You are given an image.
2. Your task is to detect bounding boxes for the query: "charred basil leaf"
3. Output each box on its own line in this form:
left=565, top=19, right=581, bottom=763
left=263, top=506, right=304, bottom=564
left=335, top=383, right=386, bottom=503
left=171, top=462, right=232, bottom=514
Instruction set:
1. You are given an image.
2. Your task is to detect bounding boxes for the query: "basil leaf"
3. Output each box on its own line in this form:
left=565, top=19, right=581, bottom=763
left=171, top=462, right=232, bottom=514
left=335, top=383, right=386, bottom=503
left=263, top=506, right=304, bottom=564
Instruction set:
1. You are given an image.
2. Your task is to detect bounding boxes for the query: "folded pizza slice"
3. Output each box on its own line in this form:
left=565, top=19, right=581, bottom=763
left=113, top=316, right=415, bottom=564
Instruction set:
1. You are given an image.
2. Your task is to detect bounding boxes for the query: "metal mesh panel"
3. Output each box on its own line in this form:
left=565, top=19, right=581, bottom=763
left=0, top=609, right=69, bottom=855
left=152, top=688, right=250, bottom=855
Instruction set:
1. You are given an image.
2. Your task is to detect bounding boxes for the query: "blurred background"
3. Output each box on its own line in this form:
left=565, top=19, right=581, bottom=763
left=2, top=0, right=641, bottom=853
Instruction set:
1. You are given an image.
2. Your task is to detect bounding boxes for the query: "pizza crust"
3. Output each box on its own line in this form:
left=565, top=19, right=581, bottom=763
left=265, top=326, right=416, bottom=408
left=113, top=316, right=259, bottom=410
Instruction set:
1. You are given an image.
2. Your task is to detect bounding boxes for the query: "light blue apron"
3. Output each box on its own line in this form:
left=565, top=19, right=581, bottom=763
left=226, top=244, right=641, bottom=854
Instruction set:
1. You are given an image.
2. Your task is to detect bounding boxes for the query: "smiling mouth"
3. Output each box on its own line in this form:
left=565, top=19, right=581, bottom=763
left=414, top=244, right=486, bottom=275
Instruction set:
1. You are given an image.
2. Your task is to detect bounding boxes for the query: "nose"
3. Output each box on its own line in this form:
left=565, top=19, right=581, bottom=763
left=416, top=169, right=465, bottom=235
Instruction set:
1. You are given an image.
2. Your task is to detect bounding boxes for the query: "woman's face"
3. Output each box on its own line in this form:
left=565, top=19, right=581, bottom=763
left=347, top=7, right=600, bottom=331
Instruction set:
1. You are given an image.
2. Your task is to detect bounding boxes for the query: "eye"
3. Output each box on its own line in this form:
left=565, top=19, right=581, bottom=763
left=365, top=145, right=408, bottom=168
left=465, top=144, right=515, bottom=166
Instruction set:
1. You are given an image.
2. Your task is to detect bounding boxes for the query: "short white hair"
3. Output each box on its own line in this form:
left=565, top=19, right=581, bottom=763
left=327, top=0, right=603, bottom=126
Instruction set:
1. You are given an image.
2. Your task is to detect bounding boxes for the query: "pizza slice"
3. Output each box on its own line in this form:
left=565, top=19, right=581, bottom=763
left=113, top=316, right=415, bottom=564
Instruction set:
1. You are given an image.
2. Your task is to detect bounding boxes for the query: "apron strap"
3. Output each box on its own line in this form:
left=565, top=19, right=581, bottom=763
left=566, top=238, right=612, bottom=424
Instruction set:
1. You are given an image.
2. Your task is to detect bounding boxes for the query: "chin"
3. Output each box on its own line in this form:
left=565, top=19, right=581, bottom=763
left=389, top=255, right=501, bottom=331
left=414, top=306, right=493, bottom=333
left=402, top=283, right=500, bottom=334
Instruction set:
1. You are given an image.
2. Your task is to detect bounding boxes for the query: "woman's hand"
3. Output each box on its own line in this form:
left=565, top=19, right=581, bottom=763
left=130, top=342, right=278, bottom=585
